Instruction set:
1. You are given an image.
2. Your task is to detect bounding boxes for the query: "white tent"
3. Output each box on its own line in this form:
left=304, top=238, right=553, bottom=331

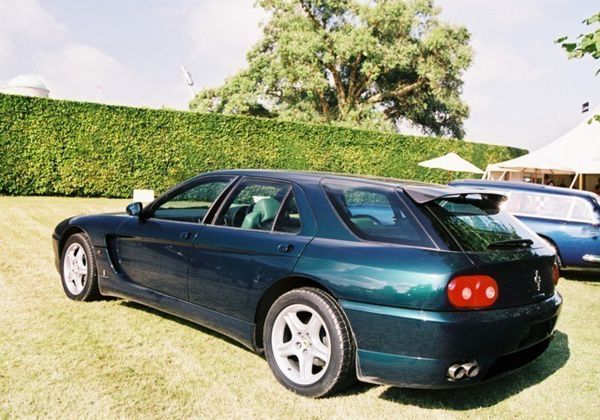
left=418, top=152, right=484, bottom=174
left=486, top=105, right=600, bottom=188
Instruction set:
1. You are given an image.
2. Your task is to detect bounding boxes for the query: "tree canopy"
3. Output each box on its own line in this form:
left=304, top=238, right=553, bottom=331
left=190, top=0, right=473, bottom=138
left=558, top=12, right=600, bottom=122
left=557, top=12, right=600, bottom=73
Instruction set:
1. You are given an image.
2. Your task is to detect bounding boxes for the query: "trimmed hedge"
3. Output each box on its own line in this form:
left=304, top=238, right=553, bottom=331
left=0, top=94, right=525, bottom=198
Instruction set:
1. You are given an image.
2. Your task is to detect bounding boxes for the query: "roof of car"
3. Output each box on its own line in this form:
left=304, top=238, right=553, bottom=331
left=199, top=170, right=509, bottom=205
left=207, top=169, right=439, bottom=188
left=450, top=179, right=599, bottom=201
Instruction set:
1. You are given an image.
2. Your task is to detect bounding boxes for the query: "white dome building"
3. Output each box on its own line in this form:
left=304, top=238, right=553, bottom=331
left=2, top=74, right=50, bottom=98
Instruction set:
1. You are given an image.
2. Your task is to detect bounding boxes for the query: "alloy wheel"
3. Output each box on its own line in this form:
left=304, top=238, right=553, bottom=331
left=270, top=303, right=331, bottom=385
left=63, top=242, right=88, bottom=295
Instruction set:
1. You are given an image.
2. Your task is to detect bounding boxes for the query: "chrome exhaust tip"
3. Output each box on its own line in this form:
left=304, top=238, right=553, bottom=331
left=447, top=364, right=466, bottom=380
left=447, top=361, right=480, bottom=381
left=463, top=361, right=480, bottom=378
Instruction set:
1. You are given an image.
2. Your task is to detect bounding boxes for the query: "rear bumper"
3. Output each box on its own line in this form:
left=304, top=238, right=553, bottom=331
left=341, top=293, right=562, bottom=388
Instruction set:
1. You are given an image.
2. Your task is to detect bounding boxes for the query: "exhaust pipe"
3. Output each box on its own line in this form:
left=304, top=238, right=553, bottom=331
left=447, top=364, right=466, bottom=380
left=447, top=361, right=480, bottom=380
left=463, top=361, right=480, bottom=378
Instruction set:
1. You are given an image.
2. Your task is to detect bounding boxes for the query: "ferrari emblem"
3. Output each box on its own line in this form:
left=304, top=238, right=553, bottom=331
left=534, top=270, right=542, bottom=292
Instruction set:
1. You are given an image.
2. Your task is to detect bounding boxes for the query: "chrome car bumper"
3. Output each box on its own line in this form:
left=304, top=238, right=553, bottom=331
left=582, top=254, right=600, bottom=264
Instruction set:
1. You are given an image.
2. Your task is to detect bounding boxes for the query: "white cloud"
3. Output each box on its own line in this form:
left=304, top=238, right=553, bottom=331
left=0, top=0, right=67, bottom=39
left=482, top=0, right=543, bottom=27
left=1, top=0, right=264, bottom=108
left=35, top=43, right=188, bottom=109
left=0, top=36, right=11, bottom=64
left=437, top=0, right=543, bottom=27
left=0, top=0, right=186, bottom=109
left=183, top=0, right=265, bottom=78
left=466, top=40, right=540, bottom=86
left=36, top=43, right=131, bottom=103
left=0, top=0, right=67, bottom=62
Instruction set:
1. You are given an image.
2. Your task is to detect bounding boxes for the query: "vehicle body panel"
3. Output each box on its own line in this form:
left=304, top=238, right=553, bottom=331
left=344, top=293, right=561, bottom=387
left=52, top=214, right=128, bottom=270
left=294, top=238, right=471, bottom=310
left=189, top=226, right=312, bottom=320
left=116, top=217, right=201, bottom=300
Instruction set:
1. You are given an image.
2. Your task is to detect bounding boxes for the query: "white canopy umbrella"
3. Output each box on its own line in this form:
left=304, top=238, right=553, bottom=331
left=418, top=152, right=484, bottom=174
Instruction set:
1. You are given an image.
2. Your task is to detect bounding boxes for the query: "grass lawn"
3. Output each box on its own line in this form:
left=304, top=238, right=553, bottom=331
left=1, top=196, right=599, bottom=418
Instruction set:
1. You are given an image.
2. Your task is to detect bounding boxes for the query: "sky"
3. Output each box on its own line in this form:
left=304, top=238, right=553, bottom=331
left=0, top=0, right=599, bottom=151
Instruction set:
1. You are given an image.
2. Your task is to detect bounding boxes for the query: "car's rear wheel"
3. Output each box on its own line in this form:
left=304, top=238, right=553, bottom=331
left=263, top=287, right=356, bottom=397
left=60, top=233, right=101, bottom=301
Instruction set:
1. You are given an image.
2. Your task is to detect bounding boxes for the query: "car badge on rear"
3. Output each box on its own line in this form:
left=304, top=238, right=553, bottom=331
left=533, top=270, right=542, bottom=292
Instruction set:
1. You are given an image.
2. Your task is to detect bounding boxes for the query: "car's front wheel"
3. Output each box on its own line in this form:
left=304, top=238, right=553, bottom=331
left=263, top=287, right=356, bottom=397
left=60, top=233, right=101, bottom=301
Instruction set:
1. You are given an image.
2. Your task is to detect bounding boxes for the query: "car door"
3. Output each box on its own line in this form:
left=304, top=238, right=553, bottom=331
left=115, top=175, right=235, bottom=300
left=188, top=177, right=316, bottom=321
left=507, top=191, right=600, bottom=266
left=560, top=197, right=600, bottom=266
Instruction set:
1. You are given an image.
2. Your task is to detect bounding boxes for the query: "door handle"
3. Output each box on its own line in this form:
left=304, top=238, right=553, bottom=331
left=277, top=243, right=293, bottom=253
left=180, top=231, right=193, bottom=240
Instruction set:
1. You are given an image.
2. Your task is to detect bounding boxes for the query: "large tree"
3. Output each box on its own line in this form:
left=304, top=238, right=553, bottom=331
left=190, top=0, right=472, bottom=138
left=558, top=12, right=600, bottom=122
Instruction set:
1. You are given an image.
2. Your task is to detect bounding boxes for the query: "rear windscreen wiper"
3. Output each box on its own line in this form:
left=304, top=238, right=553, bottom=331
left=486, top=239, right=533, bottom=250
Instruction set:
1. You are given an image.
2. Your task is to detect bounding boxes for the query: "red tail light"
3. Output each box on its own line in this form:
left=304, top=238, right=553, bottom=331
left=447, top=275, right=499, bottom=309
left=552, top=263, right=560, bottom=285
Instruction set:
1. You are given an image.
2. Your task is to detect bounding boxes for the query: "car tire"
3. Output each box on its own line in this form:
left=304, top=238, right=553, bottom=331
left=263, top=287, right=356, bottom=397
left=60, top=233, right=101, bottom=301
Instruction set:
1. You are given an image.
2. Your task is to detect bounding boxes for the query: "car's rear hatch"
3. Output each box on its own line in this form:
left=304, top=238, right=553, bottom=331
left=457, top=249, right=556, bottom=308
left=404, top=186, right=557, bottom=309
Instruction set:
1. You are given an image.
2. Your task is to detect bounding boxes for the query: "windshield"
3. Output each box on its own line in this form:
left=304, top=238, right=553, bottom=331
left=424, top=195, right=541, bottom=252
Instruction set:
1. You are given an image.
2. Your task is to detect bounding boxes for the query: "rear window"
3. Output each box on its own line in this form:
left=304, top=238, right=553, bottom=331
left=425, top=195, right=540, bottom=252
left=323, top=180, right=433, bottom=247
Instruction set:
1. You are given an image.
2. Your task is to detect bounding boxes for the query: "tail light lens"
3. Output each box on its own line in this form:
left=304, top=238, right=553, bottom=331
left=552, top=263, right=560, bottom=285
left=447, top=275, right=499, bottom=309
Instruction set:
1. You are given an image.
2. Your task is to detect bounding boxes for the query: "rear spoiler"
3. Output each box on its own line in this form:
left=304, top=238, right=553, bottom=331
left=403, top=186, right=507, bottom=206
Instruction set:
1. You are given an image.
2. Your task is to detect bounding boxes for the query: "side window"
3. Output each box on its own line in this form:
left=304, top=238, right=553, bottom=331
left=505, top=192, right=533, bottom=214
left=216, top=179, right=290, bottom=231
left=571, top=199, right=594, bottom=222
left=152, top=178, right=232, bottom=223
left=506, top=192, right=572, bottom=219
left=323, top=180, right=432, bottom=247
left=274, top=193, right=302, bottom=234
left=344, top=190, right=398, bottom=226
left=542, top=196, right=572, bottom=219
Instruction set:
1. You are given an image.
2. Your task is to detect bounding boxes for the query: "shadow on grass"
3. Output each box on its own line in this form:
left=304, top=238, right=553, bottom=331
left=371, top=331, right=569, bottom=409
left=116, top=299, right=569, bottom=409
left=118, top=301, right=255, bottom=354
left=563, top=270, right=600, bottom=284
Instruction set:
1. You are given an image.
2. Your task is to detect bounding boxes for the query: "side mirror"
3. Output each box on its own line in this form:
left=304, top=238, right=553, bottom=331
left=126, top=202, right=143, bottom=217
